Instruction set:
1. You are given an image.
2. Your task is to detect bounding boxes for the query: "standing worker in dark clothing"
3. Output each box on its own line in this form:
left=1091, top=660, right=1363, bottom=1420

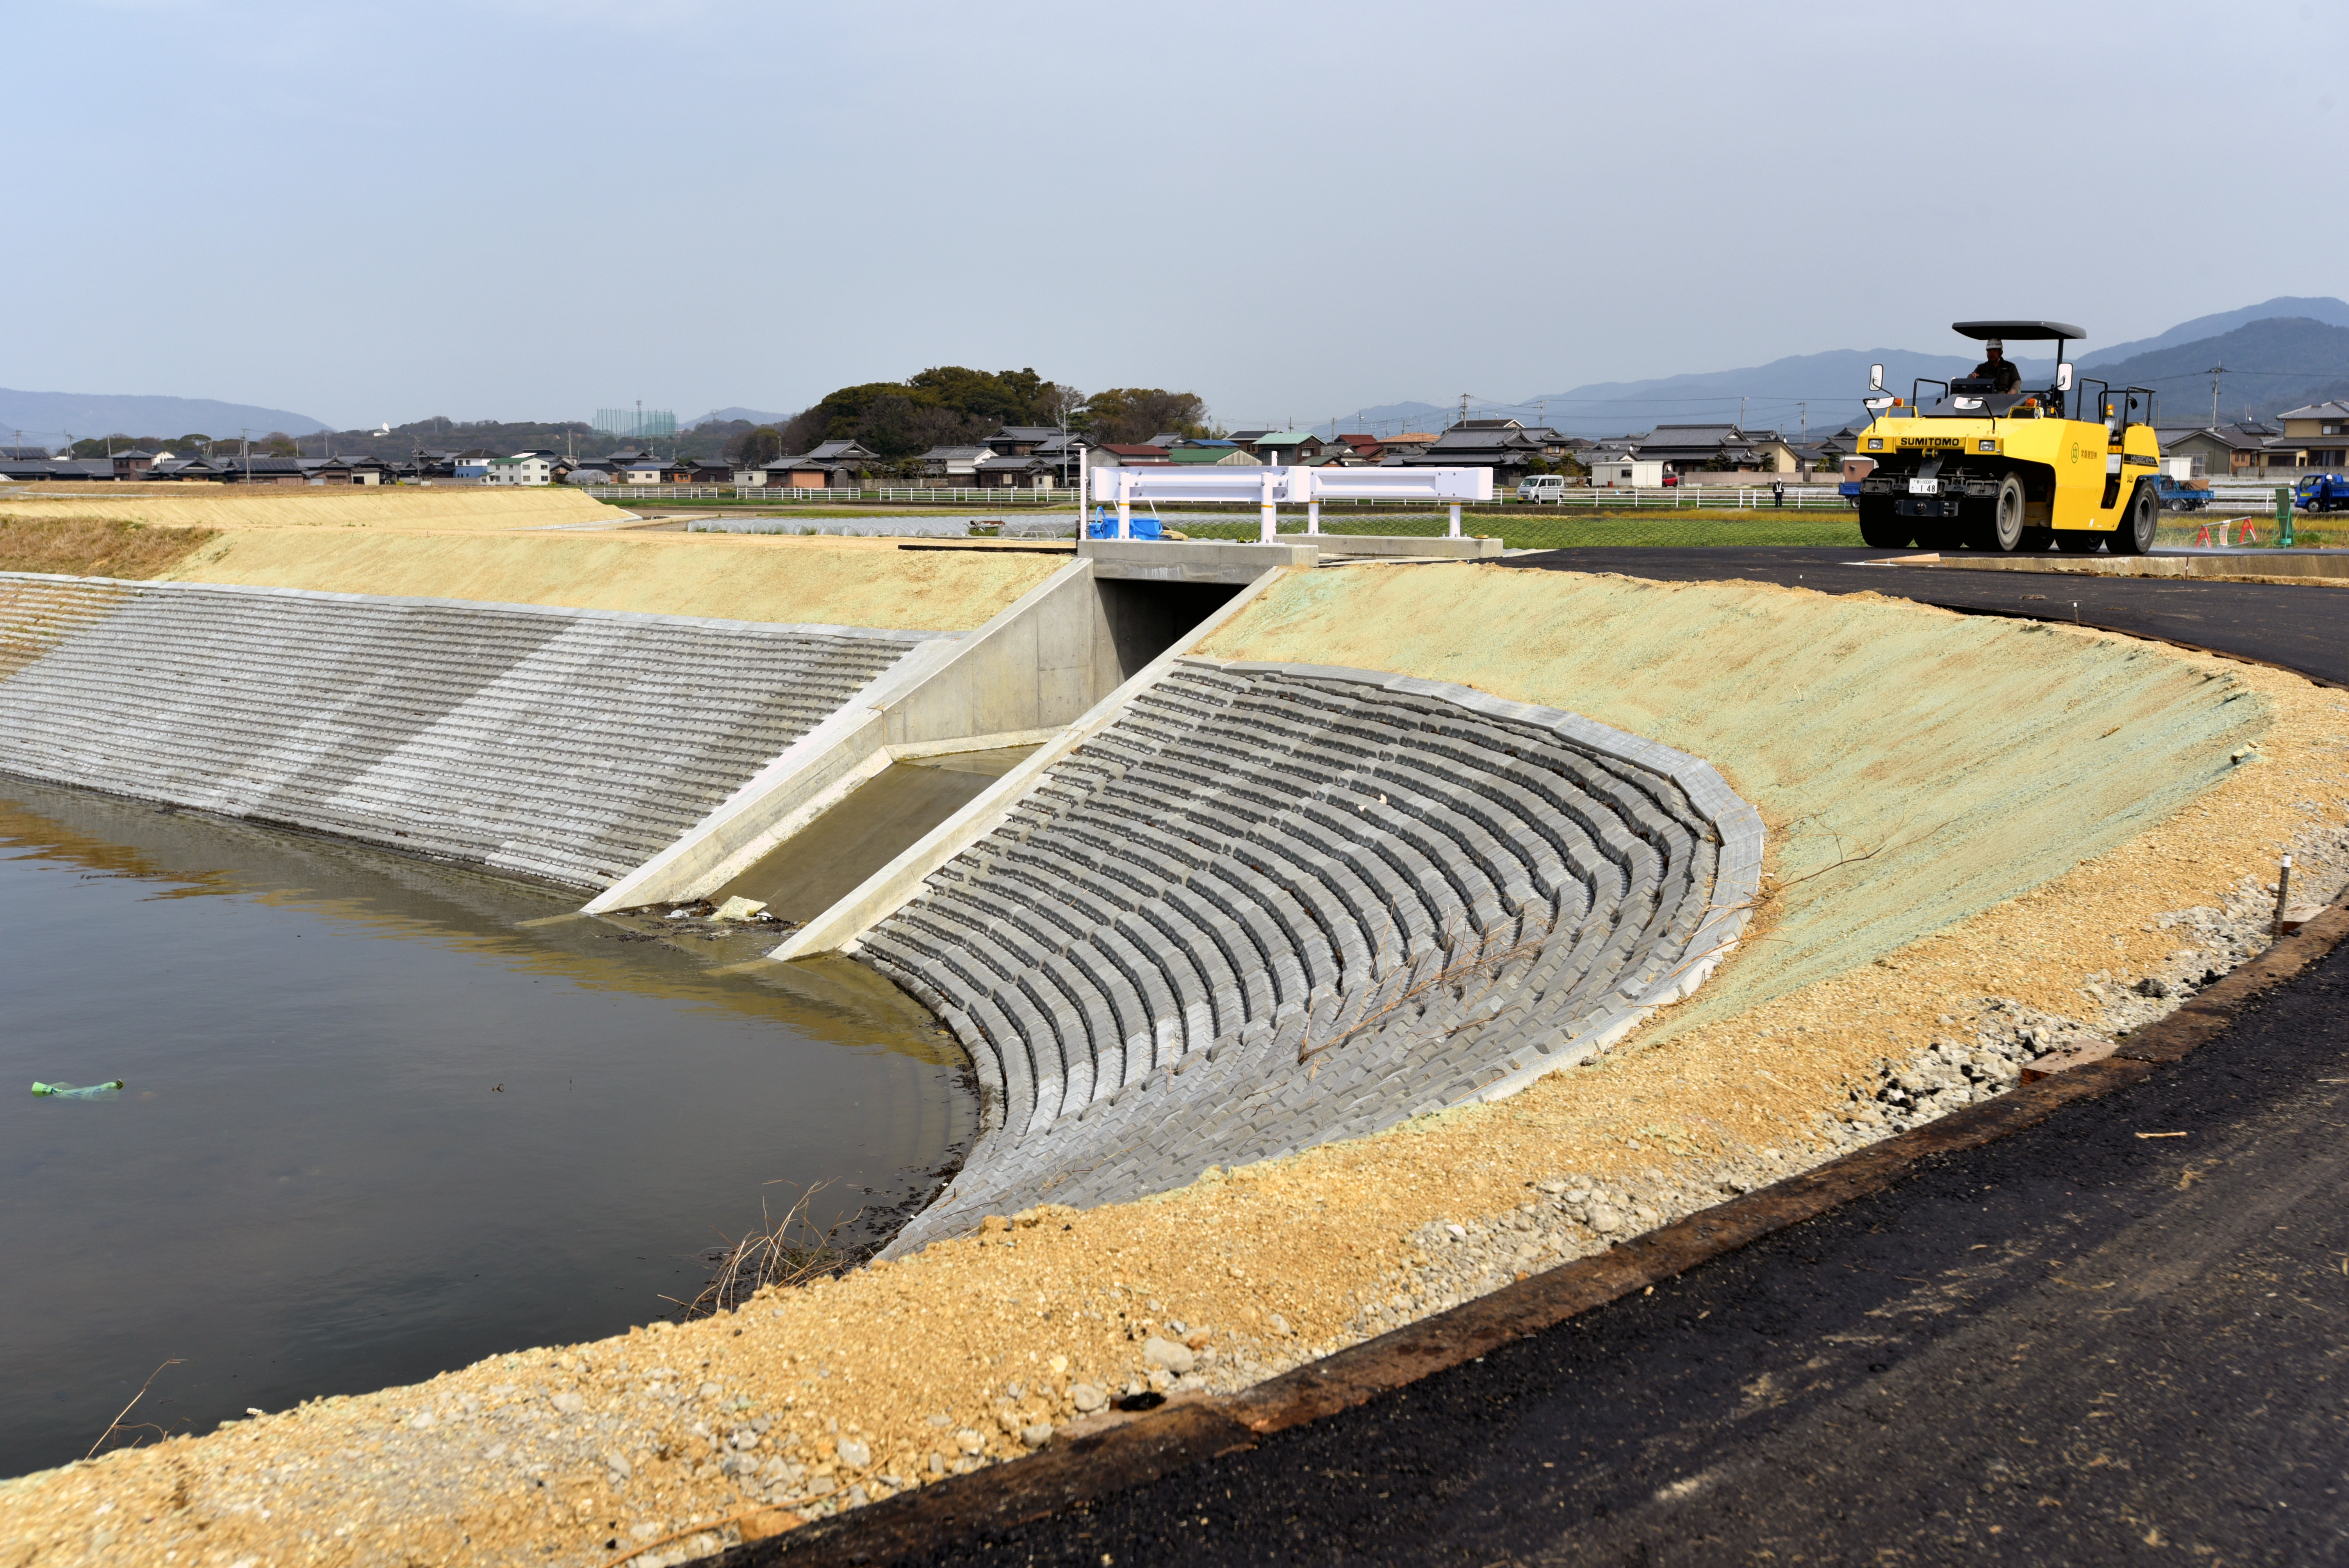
left=1772, top=478, right=1785, bottom=509
left=1971, top=338, right=2022, bottom=394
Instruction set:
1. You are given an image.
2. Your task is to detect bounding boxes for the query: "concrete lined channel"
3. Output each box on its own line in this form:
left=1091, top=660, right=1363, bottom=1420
left=1, top=522, right=2333, bottom=1568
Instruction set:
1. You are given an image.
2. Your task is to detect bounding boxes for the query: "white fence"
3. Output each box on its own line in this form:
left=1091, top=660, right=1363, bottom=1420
left=576, top=484, right=1082, bottom=503
left=1539, top=485, right=1848, bottom=510
left=574, top=479, right=1858, bottom=513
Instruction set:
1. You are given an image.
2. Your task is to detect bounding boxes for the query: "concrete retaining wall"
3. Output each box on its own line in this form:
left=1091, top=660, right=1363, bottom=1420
left=0, top=573, right=938, bottom=889
left=597, top=560, right=1257, bottom=912
left=855, top=657, right=1763, bottom=1252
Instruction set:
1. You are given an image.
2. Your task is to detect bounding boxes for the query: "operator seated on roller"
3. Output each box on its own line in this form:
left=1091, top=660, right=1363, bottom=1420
left=1969, top=339, right=2022, bottom=395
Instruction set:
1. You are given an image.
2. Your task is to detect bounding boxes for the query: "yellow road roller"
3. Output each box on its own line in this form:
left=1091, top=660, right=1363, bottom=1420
left=1854, top=321, right=2162, bottom=554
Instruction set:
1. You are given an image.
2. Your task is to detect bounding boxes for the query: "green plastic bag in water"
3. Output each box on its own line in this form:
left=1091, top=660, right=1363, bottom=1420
left=30, top=1080, right=124, bottom=1098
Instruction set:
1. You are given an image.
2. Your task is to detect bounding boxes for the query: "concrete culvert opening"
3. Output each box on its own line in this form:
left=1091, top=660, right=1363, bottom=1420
left=1095, top=578, right=1242, bottom=681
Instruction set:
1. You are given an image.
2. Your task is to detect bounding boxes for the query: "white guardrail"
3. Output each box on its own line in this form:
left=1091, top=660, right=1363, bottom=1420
left=1088, top=466, right=1495, bottom=540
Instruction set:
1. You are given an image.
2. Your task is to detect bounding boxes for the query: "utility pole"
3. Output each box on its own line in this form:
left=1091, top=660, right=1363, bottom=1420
left=1798, top=401, right=1807, bottom=440
left=1458, top=394, right=1468, bottom=429
left=2209, top=366, right=2224, bottom=429
left=1739, top=396, right=1747, bottom=431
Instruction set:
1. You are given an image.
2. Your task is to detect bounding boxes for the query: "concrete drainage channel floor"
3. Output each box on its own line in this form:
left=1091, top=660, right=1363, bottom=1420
left=857, top=657, right=1762, bottom=1251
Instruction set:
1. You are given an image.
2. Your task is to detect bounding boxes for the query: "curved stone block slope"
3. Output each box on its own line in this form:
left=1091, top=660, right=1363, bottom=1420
left=0, top=574, right=939, bottom=888
left=863, top=658, right=1762, bottom=1252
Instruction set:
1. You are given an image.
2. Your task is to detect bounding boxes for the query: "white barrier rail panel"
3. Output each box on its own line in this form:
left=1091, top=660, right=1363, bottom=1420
left=1087, top=466, right=1495, bottom=540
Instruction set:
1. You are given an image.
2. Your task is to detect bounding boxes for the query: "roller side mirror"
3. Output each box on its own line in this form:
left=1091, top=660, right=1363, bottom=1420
left=1869, top=363, right=1884, bottom=392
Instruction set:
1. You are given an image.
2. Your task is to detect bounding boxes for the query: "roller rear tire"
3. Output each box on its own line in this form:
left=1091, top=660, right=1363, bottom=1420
left=2055, top=531, right=2102, bottom=554
left=2112, top=481, right=2158, bottom=555
left=1857, top=501, right=1912, bottom=551
left=1971, top=474, right=2028, bottom=552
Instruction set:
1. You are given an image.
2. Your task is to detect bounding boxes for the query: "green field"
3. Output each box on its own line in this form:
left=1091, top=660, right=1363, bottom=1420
left=1168, top=513, right=1867, bottom=551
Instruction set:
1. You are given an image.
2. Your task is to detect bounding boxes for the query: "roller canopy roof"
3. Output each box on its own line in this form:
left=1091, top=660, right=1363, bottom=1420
left=1952, top=320, right=2087, bottom=341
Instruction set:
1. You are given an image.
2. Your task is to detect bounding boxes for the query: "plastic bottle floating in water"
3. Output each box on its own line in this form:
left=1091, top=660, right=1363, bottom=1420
left=30, top=1080, right=125, bottom=1098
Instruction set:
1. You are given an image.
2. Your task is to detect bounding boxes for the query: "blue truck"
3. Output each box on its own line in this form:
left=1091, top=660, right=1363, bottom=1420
left=2295, top=473, right=2349, bottom=512
left=2152, top=476, right=2212, bottom=511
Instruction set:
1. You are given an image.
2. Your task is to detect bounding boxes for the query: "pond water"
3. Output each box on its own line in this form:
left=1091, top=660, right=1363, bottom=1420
left=0, top=781, right=973, bottom=1480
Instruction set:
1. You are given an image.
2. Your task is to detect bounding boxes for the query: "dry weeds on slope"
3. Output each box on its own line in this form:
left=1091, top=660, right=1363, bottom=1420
left=0, top=517, right=215, bottom=579
left=3, top=584, right=2342, bottom=1568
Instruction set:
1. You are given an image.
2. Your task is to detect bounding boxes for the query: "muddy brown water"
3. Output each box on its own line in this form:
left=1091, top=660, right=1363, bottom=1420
left=0, top=780, right=973, bottom=1480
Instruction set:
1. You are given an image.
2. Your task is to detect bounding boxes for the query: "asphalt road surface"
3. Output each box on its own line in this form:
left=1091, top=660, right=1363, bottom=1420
left=853, top=559, right=2349, bottom=1567
left=1505, top=546, right=2349, bottom=688
left=879, top=942, right=2349, bottom=1567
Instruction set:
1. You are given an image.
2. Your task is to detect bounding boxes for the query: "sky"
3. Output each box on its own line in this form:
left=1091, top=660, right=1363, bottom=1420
left=12, top=0, right=2349, bottom=433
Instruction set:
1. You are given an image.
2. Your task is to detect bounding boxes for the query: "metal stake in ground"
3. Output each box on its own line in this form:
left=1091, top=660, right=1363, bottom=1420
left=2274, top=854, right=2294, bottom=940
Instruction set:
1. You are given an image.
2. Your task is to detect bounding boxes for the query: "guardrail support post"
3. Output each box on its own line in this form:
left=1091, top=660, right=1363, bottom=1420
left=1117, top=470, right=1132, bottom=540
left=1260, top=469, right=1278, bottom=543
left=1448, top=502, right=1461, bottom=538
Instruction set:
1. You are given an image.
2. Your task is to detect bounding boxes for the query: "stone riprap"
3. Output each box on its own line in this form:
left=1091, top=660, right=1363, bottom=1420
left=0, top=573, right=940, bottom=888
left=861, top=657, right=1763, bottom=1251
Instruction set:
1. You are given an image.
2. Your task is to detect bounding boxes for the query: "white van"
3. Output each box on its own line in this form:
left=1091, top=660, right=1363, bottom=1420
left=1517, top=474, right=1571, bottom=502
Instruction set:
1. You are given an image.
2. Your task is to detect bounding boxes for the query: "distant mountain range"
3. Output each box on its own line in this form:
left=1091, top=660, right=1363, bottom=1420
left=20, top=297, right=2347, bottom=454
left=0, top=387, right=328, bottom=444
left=2075, top=316, right=2349, bottom=426
left=1346, top=296, right=2349, bottom=438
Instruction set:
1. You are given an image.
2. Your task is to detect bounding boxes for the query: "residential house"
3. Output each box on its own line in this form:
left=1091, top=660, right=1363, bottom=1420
left=0, top=445, right=49, bottom=460
left=486, top=453, right=556, bottom=486
left=1397, top=420, right=1577, bottom=484
left=214, top=456, right=310, bottom=485
left=1375, top=432, right=1439, bottom=460
left=1741, top=429, right=1802, bottom=475
left=1631, top=423, right=1795, bottom=477
left=1166, top=441, right=1262, bottom=466
left=1087, top=444, right=1171, bottom=471
left=1225, top=429, right=1275, bottom=454
left=619, top=461, right=667, bottom=485
left=148, top=456, right=226, bottom=481
left=2155, top=425, right=2274, bottom=479
left=2269, top=402, right=2349, bottom=471
left=913, top=444, right=993, bottom=483
left=1145, top=432, right=1190, bottom=449
left=976, top=453, right=1060, bottom=488
left=983, top=426, right=1063, bottom=457
left=1247, top=431, right=1330, bottom=464
left=772, top=439, right=880, bottom=489
left=1787, top=442, right=1834, bottom=476
left=1333, top=433, right=1384, bottom=463
left=682, top=459, right=737, bottom=485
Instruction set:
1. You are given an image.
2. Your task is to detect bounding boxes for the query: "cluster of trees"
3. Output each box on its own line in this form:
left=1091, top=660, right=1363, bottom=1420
left=58, top=369, right=1220, bottom=476
left=64, top=433, right=297, bottom=458
left=724, top=368, right=1217, bottom=469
